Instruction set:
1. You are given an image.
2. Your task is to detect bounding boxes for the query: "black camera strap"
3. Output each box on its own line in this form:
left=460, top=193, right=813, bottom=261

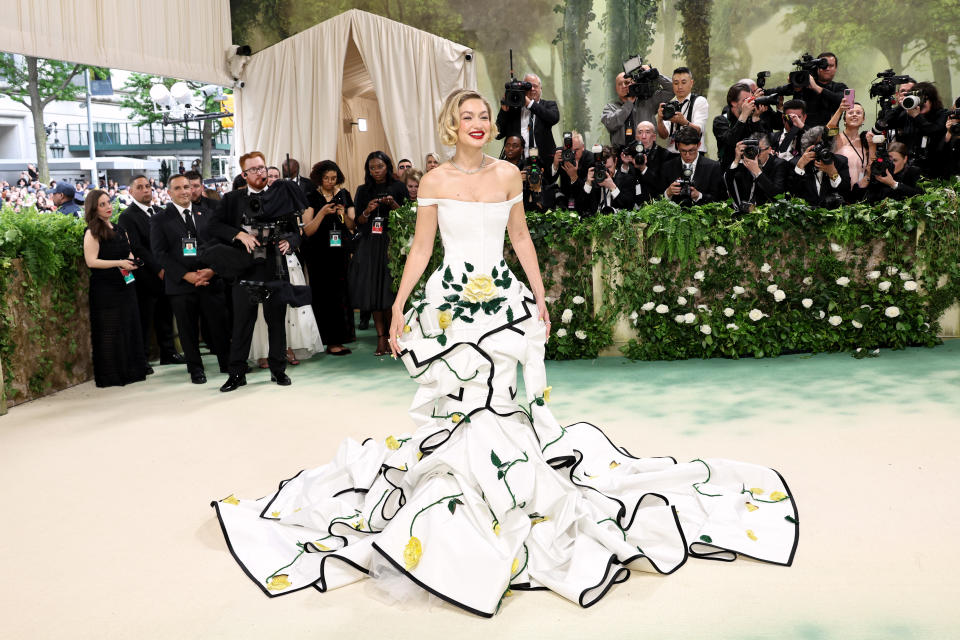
left=668, top=94, right=700, bottom=140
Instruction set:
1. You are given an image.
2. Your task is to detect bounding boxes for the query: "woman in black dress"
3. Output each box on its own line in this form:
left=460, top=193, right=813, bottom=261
left=82, top=189, right=147, bottom=387
left=304, top=160, right=355, bottom=355
left=350, top=151, right=407, bottom=356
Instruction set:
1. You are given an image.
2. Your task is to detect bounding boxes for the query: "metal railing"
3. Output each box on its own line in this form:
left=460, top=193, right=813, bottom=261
left=66, top=122, right=232, bottom=150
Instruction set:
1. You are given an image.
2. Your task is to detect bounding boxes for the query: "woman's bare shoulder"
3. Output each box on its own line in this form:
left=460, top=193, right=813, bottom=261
left=416, top=166, right=447, bottom=198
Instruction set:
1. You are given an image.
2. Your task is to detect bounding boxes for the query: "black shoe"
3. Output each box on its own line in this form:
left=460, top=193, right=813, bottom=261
left=145, top=365, right=155, bottom=375
left=220, top=374, right=246, bottom=392
left=358, top=319, right=370, bottom=330
left=245, top=364, right=253, bottom=374
left=191, top=371, right=207, bottom=384
left=270, top=372, right=292, bottom=386
left=159, top=353, right=186, bottom=365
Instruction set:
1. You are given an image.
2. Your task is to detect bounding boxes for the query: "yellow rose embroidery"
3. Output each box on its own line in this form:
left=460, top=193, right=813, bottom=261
left=746, top=529, right=758, bottom=541
left=399, top=464, right=407, bottom=471
left=543, top=386, right=552, bottom=402
left=385, top=435, right=401, bottom=450
left=531, top=516, right=549, bottom=525
left=354, top=518, right=365, bottom=530
left=749, top=488, right=765, bottom=496
left=462, top=274, right=499, bottom=303
left=438, top=310, right=453, bottom=329
left=769, top=491, right=787, bottom=501
left=314, top=542, right=331, bottom=551
left=417, top=452, right=423, bottom=460
left=451, top=413, right=462, bottom=423
left=493, top=522, right=502, bottom=536
left=266, top=574, right=292, bottom=591
left=404, top=536, right=423, bottom=570
left=271, top=511, right=280, bottom=518
left=511, top=558, right=520, bottom=574
left=609, top=461, right=620, bottom=469
left=403, top=324, right=412, bottom=333
left=745, top=502, right=759, bottom=512
left=503, top=589, right=513, bottom=598
left=221, top=494, right=240, bottom=506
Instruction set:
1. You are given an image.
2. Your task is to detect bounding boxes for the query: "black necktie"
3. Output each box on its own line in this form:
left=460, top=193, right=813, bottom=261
left=184, top=208, right=197, bottom=236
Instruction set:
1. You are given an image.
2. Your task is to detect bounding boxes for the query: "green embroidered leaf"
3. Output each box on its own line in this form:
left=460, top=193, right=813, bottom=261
left=491, top=450, right=502, bottom=467
left=451, top=283, right=463, bottom=291
left=460, top=315, right=474, bottom=323
left=452, top=307, right=464, bottom=320
left=506, top=307, right=514, bottom=323
left=437, top=334, right=448, bottom=346
left=444, top=294, right=460, bottom=302
left=465, top=262, right=474, bottom=272
left=461, top=273, right=468, bottom=284
left=699, top=535, right=712, bottom=543
left=443, top=266, right=453, bottom=282
left=448, top=499, right=459, bottom=515
left=785, top=515, right=797, bottom=524
left=499, top=259, right=506, bottom=266
left=470, top=302, right=481, bottom=313
left=437, top=303, right=451, bottom=311
left=497, top=469, right=505, bottom=479
left=492, top=266, right=499, bottom=278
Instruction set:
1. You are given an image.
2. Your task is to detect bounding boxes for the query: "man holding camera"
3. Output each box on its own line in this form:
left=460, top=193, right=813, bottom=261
left=713, top=83, right=774, bottom=166
left=724, top=135, right=788, bottom=210
left=208, top=151, right=305, bottom=392
left=797, top=52, right=847, bottom=128
left=882, top=82, right=950, bottom=178
left=150, top=174, right=231, bottom=384
left=496, top=73, right=559, bottom=170
left=548, top=131, right=595, bottom=216
left=788, top=126, right=849, bottom=208
left=659, top=126, right=723, bottom=205
left=602, top=67, right=673, bottom=147
left=657, top=67, right=709, bottom=155
left=619, top=121, right=668, bottom=204
left=771, top=99, right=809, bottom=160
left=581, top=144, right=637, bottom=215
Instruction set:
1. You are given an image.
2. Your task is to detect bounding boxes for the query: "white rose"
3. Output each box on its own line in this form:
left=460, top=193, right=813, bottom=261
left=561, top=308, right=573, bottom=324
left=556, top=328, right=567, bottom=337
left=544, top=296, right=554, bottom=304
left=886, top=266, right=899, bottom=276
left=802, top=276, right=814, bottom=285
left=641, top=301, right=655, bottom=311
left=878, top=281, right=892, bottom=291
left=773, top=289, right=786, bottom=302
left=830, top=242, right=842, bottom=252
left=655, top=304, right=669, bottom=314
left=852, top=320, right=863, bottom=328
left=697, top=304, right=709, bottom=312
left=575, top=330, right=587, bottom=340
left=860, top=304, right=872, bottom=309
left=818, top=310, right=826, bottom=319
left=904, top=280, right=918, bottom=291
left=801, top=298, right=813, bottom=308
left=677, top=296, right=687, bottom=305
left=884, top=306, right=900, bottom=318
left=733, top=286, right=746, bottom=295
left=766, top=284, right=779, bottom=293
left=572, top=295, right=585, bottom=305
left=700, top=325, right=712, bottom=335
left=649, top=257, right=662, bottom=264
left=748, top=309, right=764, bottom=322
left=723, top=307, right=735, bottom=317
left=629, top=310, right=639, bottom=321
left=694, top=270, right=705, bottom=281
left=715, top=246, right=728, bottom=255
left=674, top=314, right=685, bottom=324
left=684, top=312, right=696, bottom=324
left=653, top=285, right=666, bottom=293
left=760, top=263, right=771, bottom=273
left=828, top=315, right=842, bottom=326
left=835, top=276, right=850, bottom=287
left=686, top=286, right=698, bottom=295
left=866, top=271, right=880, bottom=280
left=726, top=323, right=739, bottom=331
left=899, top=272, right=911, bottom=281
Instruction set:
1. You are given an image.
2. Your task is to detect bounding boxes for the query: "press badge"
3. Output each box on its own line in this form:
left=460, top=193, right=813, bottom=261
left=181, top=237, right=197, bottom=257
left=371, top=217, right=384, bottom=235
left=121, top=269, right=135, bottom=284
left=329, top=229, right=342, bottom=247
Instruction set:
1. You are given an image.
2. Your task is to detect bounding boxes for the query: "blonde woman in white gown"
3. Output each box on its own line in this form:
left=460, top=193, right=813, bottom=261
left=212, top=89, right=798, bottom=617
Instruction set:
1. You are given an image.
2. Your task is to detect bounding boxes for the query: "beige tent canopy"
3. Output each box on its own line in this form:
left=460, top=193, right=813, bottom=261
left=234, top=9, right=477, bottom=191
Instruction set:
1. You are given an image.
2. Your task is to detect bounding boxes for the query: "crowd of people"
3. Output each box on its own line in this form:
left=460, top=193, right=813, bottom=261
left=496, top=56, right=960, bottom=216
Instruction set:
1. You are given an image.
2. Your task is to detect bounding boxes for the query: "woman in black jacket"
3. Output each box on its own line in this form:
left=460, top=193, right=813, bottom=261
left=350, top=151, right=408, bottom=356
left=862, top=142, right=923, bottom=203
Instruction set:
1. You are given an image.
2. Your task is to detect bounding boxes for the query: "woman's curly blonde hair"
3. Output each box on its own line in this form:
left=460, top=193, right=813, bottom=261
left=437, top=88, right=498, bottom=147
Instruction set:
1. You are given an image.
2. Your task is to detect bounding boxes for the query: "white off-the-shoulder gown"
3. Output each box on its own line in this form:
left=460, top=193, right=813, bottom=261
left=212, top=194, right=798, bottom=617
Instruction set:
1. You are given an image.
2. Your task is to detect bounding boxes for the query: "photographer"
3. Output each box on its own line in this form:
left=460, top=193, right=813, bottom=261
left=713, top=83, right=773, bottom=166
left=548, top=131, right=595, bottom=215
left=495, top=73, right=559, bottom=170
left=582, top=144, right=637, bottom=215
left=796, top=53, right=847, bottom=128
left=724, top=135, right=788, bottom=211
left=602, top=67, right=672, bottom=147
left=659, top=126, right=723, bottom=205
left=771, top=99, right=809, bottom=160
left=657, top=67, right=709, bottom=155
left=620, top=121, right=668, bottom=204
left=208, top=151, right=307, bottom=391
left=857, top=142, right=922, bottom=203
left=944, top=98, right=960, bottom=176
left=882, top=81, right=949, bottom=178
left=502, top=135, right=549, bottom=212
left=788, top=126, right=850, bottom=208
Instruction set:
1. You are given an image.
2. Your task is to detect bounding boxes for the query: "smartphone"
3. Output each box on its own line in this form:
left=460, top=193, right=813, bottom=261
left=843, top=88, right=855, bottom=109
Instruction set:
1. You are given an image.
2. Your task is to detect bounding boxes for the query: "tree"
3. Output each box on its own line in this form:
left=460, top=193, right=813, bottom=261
left=602, top=0, right=659, bottom=97
left=120, top=73, right=230, bottom=178
left=555, top=0, right=597, bottom=135
left=676, top=0, right=714, bottom=93
left=0, top=55, right=90, bottom=183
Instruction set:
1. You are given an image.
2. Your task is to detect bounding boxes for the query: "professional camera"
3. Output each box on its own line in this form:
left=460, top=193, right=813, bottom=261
left=789, top=53, right=829, bottom=89
left=742, top=139, right=760, bottom=160
left=561, top=132, right=576, bottom=166
left=756, top=71, right=771, bottom=90
left=870, top=134, right=893, bottom=182
left=813, top=139, right=834, bottom=164
left=622, top=55, right=662, bottom=100
left=677, top=168, right=693, bottom=202
left=661, top=100, right=683, bottom=120
left=948, top=107, right=960, bottom=135
left=754, top=94, right=780, bottom=107
left=869, top=69, right=915, bottom=132
left=502, top=49, right=532, bottom=109
left=899, top=92, right=922, bottom=110
left=623, top=141, right=647, bottom=164
left=591, top=145, right=608, bottom=184
left=525, top=150, right=542, bottom=188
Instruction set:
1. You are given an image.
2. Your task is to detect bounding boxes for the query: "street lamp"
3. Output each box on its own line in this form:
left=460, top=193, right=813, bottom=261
left=45, top=122, right=64, bottom=158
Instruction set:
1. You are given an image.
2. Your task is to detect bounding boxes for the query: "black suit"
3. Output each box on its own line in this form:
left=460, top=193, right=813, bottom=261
left=798, top=80, right=848, bottom=128
left=150, top=202, right=230, bottom=375
left=712, top=106, right=773, bottom=167
left=771, top=126, right=808, bottom=161
left=290, top=175, right=316, bottom=196
left=546, top=149, right=596, bottom=216
left=724, top=155, right=789, bottom=207
left=116, top=202, right=176, bottom=362
left=859, top=164, right=923, bottom=203
left=634, top=145, right=670, bottom=203
left=659, top=155, right=725, bottom=204
left=495, top=99, right=560, bottom=169
left=581, top=168, right=638, bottom=215
left=787, top=154, right=850, bottom=207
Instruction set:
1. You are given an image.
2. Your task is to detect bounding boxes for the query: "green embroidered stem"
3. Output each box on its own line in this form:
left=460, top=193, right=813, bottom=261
left=408, top=492, right=465, bottom=537
left=739, top=485, right=790, bottom=503
left=366, top=489, right=390, bottom=532
left=512, top=543, right=530, bottom=580
left=541, top=425, right=567, bottom=453
left=266, top=543, right=305, bottom=584
left=493, top=450, right=529, bottom=510
left=597, top=517, right=627, bottom=541
left=692, top=458, right=722, bottom=497
left=409, top=356, right=480, bottom=382
left=430, top=409, right=469, bottom=423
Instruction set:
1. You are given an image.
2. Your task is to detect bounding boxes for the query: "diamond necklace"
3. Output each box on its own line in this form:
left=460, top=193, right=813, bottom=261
left=449, top=154, right=488, bottom=175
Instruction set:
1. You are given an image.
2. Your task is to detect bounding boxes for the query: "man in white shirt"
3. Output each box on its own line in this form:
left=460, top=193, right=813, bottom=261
left=656, top=67, right=709, bottom=155
left=495, top=73, right=560, bottom=170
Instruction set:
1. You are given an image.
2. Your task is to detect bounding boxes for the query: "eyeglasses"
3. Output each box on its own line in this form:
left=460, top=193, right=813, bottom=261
left=244, top=166, right=267, bottom=175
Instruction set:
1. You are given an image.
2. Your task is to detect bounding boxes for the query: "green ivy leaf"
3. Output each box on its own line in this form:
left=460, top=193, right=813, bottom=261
left=506, top=307, right=514, bottom=323
left=451, top=284, right=463, bottom=291
left=461, top=273, right=468, bottom=284
left=491, top=450, right=502, bottom=467
left=437, top=303, right=451, bottom=311
left=699, top=535, right=713, bottom=543
left=448, top=499, right=459, bottom=515
left=465, top=262, right=474, bottom=272
left=437, top=334, right=447, bottom=346
left=444, top=294, right=459, bottom=302
left=492, top=266, right=499, bottom=278
left=443, top=266, right=453, bottom=282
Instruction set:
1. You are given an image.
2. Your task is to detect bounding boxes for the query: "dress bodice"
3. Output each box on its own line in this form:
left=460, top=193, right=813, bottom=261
left=417, top=194, right=522, bottom=273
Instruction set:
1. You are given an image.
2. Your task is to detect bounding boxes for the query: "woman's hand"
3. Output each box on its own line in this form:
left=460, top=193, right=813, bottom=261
left=388, top=305, right=406, bottom=358
left=319, top=202, right=337, bottom=217
left=537, top=296, right=551, bottom=339
left=118, top=259, right=137, bottom=270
